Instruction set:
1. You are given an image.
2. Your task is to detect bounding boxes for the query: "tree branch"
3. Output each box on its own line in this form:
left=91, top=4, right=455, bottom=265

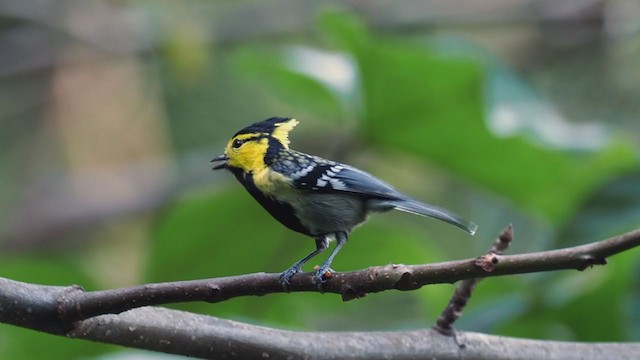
left=0, top=227, right=638, bottom=327
left=47, top=226, right=640, bottom=322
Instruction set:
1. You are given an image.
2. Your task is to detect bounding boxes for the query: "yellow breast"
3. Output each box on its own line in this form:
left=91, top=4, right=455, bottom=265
left=252, top=167, right=292, bottom=195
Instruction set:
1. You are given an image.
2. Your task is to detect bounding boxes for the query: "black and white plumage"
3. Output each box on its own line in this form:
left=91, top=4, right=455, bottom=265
left=211, top=117, right=477, bottom=289
left=269, top=150, right=476, bottom=236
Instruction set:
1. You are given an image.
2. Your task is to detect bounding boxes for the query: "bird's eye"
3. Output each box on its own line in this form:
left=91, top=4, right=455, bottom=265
left=232, top=139, right=245, bottom=149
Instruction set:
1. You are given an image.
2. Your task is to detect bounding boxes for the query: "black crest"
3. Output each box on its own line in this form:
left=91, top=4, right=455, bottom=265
left=234, top=117, right=293, bottom=137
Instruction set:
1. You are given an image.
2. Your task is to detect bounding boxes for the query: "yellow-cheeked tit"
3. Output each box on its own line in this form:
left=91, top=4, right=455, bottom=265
left=211, top=117, right=477, bottom=289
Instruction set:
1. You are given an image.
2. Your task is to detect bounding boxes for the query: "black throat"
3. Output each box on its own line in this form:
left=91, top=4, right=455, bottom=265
left=227, top=166, right=310, bottom=236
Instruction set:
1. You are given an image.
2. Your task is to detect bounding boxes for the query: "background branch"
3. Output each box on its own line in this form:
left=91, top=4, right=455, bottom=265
left=1, top=227, right=639, bottom=359
left=64, top=307, right=640, bottom=360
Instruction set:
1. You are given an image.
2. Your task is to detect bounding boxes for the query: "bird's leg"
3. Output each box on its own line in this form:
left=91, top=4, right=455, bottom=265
left=314, top=231, right=348, bottom=291
left=280, top=236, right=329, bottom=290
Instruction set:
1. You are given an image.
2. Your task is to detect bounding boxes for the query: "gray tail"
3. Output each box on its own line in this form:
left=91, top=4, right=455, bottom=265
left=384, top=199, right=477, bottom=235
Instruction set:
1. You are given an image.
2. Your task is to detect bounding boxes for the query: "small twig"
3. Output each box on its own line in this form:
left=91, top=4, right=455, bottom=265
left=434, top=224, right=513, bottom=338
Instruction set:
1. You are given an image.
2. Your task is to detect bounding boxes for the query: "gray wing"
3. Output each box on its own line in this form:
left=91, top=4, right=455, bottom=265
left=290, top=159, right=404, bottom=199
left=282, top=154, right=477, bottom=235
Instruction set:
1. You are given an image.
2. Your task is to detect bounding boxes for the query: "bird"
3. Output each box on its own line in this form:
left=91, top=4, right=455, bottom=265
left=211, top=117, right=477, bottom=290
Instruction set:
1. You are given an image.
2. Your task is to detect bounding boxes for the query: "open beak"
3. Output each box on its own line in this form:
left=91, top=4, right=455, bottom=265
left=210, top=154, right=229, bottom=170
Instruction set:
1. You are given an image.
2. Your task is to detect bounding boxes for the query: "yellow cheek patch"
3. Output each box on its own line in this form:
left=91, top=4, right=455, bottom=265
left=226, top=137, right=269, bottom=172
left=271, top=118, right=299, bottom=148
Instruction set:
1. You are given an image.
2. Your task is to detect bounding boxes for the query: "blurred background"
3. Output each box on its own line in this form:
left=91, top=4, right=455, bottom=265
left=1, top=0, right=639, bottom=358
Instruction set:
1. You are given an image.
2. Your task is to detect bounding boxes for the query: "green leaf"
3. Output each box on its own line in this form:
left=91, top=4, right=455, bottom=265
left=233, top=46, right=344, bottom=121
left=559, top=171, right=640, bottom=246
left=148, top=188, right=293, bottom=282
left=317, top=11, right=637, bottom=224
left=492, top=249, right=638, bottom=341
left=551, top=249, right=637, bottom=341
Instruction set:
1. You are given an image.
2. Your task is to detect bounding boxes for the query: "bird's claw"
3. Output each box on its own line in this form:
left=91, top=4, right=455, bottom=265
left=280, top=264, right=336, bottom=292
left=279, top=265, right=302, bottom=291
left=313, top=266, right=335, bottom=292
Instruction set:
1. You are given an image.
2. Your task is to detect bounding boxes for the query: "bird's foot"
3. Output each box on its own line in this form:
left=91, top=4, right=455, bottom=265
left=279, top=264, right=302, bottom=291
left=313, top=265, right=336, bottom=292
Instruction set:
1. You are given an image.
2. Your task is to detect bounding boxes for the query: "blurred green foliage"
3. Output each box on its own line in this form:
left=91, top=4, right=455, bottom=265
left=1, top=8, right=639, bottom=360
left=150, top=9, right=639, bottom=340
